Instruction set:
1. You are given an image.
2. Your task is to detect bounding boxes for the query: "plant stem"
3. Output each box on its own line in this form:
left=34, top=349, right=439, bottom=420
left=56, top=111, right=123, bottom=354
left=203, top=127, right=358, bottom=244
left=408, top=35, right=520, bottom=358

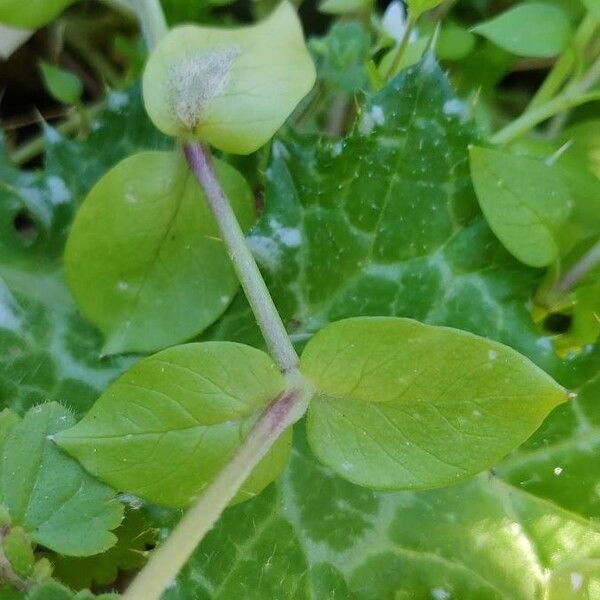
left=552, top=240, right=600, bottom=298
left=134, top=0, right=168, bottom=48
left=527, top=14, right=598, bottom=110
left=384, top=16, right=416, bottom=81
left=490, top=53, right=600, bottom=145
left=124, top=379, right=310, bottom=600
left=184, top=143, right=300, bottom=373
left=9, top=102, right=104, bottom=166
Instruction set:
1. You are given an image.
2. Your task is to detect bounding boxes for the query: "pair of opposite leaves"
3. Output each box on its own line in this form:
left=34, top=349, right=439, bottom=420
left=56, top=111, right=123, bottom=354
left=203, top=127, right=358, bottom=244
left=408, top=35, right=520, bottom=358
left=56, top=317, right=567, bottom=508
left=66, top=3, right=316, bottom=355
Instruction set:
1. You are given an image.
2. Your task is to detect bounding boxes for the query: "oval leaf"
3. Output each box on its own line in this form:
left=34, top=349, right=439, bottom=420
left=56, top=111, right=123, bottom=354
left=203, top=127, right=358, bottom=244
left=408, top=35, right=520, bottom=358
left=143, top=2, right=316, bottom=154
left=472, top=3, right=572, bottom=58
left=0, top=0, right=77, bottom=29
left=0, top=404, right=122, bottom=556
left=55, top=342, right=291, bottom=508
left=65, top=150, right=255, bottom=355
left=469, top=145, right=572, bottom=267
left=301, top=317, right=567, bottom=490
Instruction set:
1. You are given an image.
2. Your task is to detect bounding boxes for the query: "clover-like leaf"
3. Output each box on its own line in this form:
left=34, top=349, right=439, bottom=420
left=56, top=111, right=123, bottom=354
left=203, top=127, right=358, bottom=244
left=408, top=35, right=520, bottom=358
left=469, top=145, right=572, bottom=268
left=65, top=150, right=254, bottom=355
left=50, top=509, right=157, bottom=590
left=300, top=317, right=566, bottom=490
left=142, top=2, right=316, bottom=154
left=56, top=343, right=291, bottom=508
left=0, top=404, right=122, bottom=556
left=472, top=3, right=572, bottom=58
left=0, top=0, right=77, bottom=29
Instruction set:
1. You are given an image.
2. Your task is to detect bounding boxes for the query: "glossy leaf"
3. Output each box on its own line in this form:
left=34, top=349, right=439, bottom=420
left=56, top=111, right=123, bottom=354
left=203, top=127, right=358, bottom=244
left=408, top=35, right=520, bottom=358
left=143, top=2, right=316, bottom=154
left=0, top=0, right=77, bottom=29
left=472, top=3, right=573, bottom=58
left=301, top=317, right=566, bottom=489
left=469, top=145, right=572, bottom=267
left=65, top=150, right=254, bottom=355
left=162, top=426, right=600, bottom=599
left=56, top=343, right=290, bottom=508
left=0, top=404, right=122, bottom=556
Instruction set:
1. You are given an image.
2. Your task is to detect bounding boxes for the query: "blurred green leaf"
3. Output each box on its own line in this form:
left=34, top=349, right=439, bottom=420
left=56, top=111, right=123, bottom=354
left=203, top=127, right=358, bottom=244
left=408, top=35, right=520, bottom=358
left=472, top=3, right=573, bottom=58
left=39, top=63, right=83, bottom=107
left=470, top=145, right=572, bottom=267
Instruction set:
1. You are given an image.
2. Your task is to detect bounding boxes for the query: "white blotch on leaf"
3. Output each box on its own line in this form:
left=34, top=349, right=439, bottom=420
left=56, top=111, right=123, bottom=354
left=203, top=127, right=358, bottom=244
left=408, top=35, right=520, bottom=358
left=248, top=236, right=282, bottom=271
left=443, top=99, right=469, bottom=122
left=553, top=466, right=563, bottom=476
left=571, top=572, right=583, bottom=591
left=359, top=105, right=385, bottom=135
left=488, top=350, right=497, bottom=361
left=0, top=281, right=22, bottom=331
left=117, top=281, right=129, bottom=292
left=107, top=91, right=129, bottom=111
left=431, top=588, right=450, bottom=600
left=46, top=176, right=71, bottom=205
left=170, top=46, right=240, bottom=130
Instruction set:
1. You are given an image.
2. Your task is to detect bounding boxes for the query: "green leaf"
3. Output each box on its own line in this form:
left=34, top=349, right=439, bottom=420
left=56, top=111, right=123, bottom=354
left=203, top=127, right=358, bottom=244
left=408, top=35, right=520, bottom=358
left=437, top=22, right=476, bottom=61
left=49, top=508, right=156, bottom=590
left=0, top=0, right=76, bottom=29
left=143, top=2, right=316, bottom=154
left=309, top=22, right=370, bottom=93
left=162, top=426, right=600, bottom=599
left=0, top=404, right=122, bottom=556
left=65, top=150, right=255, bottom=355
left=218, top=57, right=551, bottom=367
left=301, top=317, right=566, bottom=489
left=24, top=580, right=119, bottom=600
left=0, top=88, right=168, bottom=417
left=405, top=0, right=443, bottom=18
left=472, top=3, right=573, bottom=58
left=39, top=63, right=83, bottom=107
left=56, top=343, right=291, bottom=508
left=319, top=0, right=372, bottom=15
left=3, top=527, right=35, bottom=579
left=469, top=145, right=572, bottom=267
left=582, top=0, right=600, bottom=19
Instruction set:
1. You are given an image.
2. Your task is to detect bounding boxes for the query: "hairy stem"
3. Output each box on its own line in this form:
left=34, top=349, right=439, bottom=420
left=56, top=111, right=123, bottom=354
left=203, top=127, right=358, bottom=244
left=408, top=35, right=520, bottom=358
left=184, top=143, right=300, bottom=372
left=124, top=377, right=311, bottom=600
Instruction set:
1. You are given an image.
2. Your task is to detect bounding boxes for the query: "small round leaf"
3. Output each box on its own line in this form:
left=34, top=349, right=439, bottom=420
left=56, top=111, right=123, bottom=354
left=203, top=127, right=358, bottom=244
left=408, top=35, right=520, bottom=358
left=65, top=150, right=255, bottom=355
left=142, top=2, right=316, bottom=154
left=55, top=342, right=291, bottom=508
left=301, top=317, right=567, bottom=490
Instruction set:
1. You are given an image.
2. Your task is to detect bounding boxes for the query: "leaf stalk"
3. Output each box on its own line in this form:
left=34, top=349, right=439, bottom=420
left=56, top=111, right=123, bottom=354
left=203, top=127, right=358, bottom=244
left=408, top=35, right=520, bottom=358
left=123, top=376, right=311, bottom=600
left=184, top=142, right=300, bottom=373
